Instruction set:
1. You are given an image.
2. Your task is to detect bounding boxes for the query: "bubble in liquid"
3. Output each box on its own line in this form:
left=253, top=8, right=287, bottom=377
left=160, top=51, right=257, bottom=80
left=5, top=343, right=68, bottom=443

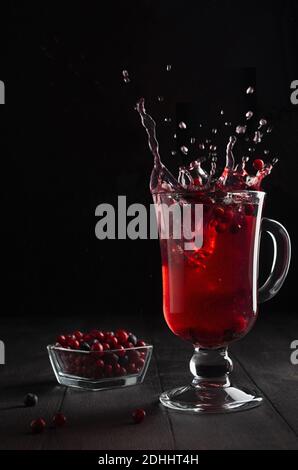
left=246, top=111, right=253, bottom=120
left=164, top=117, right=172, bottom=123
left=171, top=150, right=177, bottom=156
left=166, top=64, right=172, bottom=72
left=259, top=118, right=267, bottom=127
left=190, top=137, right=196, bottom=144
left=225, top=121, right=232, bottom=127
left=158, top=96, right=164, bottom=102
left=180, top=146, right=189, bottom=155
left=264, top=149, right=270, bottom=155
left=236, top=125, right=247, bottom=134
left=212, top=128, right=218, bottom=134
left=246, top=86, right=254, bottom=94
left=179, top=121, right=187, bottom=129
left=199, top=143, right=205, bottom=150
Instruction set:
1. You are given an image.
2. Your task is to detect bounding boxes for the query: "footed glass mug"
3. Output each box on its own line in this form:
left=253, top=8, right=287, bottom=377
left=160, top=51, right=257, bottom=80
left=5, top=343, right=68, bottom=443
left=154, top=190, right=291, bottom=413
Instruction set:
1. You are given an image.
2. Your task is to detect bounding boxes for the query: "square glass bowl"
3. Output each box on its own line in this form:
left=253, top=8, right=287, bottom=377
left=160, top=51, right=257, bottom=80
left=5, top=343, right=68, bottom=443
left=47, top=344, right=153, bottom=391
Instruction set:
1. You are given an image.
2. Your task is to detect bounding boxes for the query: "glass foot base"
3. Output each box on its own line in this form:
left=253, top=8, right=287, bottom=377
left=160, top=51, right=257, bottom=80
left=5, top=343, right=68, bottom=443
left=160, top=384, right=263, bottom=413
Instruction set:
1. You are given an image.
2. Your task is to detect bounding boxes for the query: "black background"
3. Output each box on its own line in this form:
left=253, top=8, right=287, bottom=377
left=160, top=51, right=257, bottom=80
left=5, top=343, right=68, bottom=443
left=4, top=1, right=298, bottom=323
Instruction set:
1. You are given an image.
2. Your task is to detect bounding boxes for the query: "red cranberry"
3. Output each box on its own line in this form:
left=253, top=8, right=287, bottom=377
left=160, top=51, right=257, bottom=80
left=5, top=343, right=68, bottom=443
left=135, top=357, right=145, bottom=369
left=73, top=331, right=84, bottom=341
left=213, top=206, right=225, bottom=219
left=83, top=333, right=92, bottom=342
left=136, top=340, right=147, bottom=347
left=132, top=409, right=146, bottom=424
left=53, top=412, right=67, bottom=427
left=108, top=336, right=119, bottom=349
left=68, top=339, right=80, bottom=350
left=216, top=222, right=227, bottom=233
left=96, top=359, right=105, bottom=369
left=115, top=329, right=129, bottom=344
left=57, top=335, right=67, bottom=346
left=244, top=204, right=255, bottom=216
left=129, top=350, right=140, bottom=362
left=104, top=331, right=115, bottom=340
left=116, top=345, right=126, bottom=357
left=93, top=330, right=105, bottom=341
left=222, top=208, right=234, bottom=223
left=31, top=418, right=46, bottom=434
left=127, top=363, right=137, bottom=374
left=91, top=342, right=103, bottom=353
left=119, top=367, right=127, bottom=376
left=104, top=364, right=113, bottom=377
left=253, top=159, right=264, bottom=171
left=102, top=342, right=110, bottom=351
left=125, top=342, right=134, bottom=349
left=113, top=363, right=122, bottom=375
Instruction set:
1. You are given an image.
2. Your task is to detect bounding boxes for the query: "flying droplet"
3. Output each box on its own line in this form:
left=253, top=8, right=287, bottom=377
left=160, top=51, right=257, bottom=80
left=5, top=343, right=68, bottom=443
left=245, top=111, right=253, bottom=120
left=164, top=117, right=172, bottom=123
left=179, top=121, right=187, bottom=129
left=246, top=86, right=254, bottom=94
left=248, top=147, right=255, bottom=153
left=158, top=96, right=164, bottom=102
left=225, top=121, right=231, bottom=127
left=264, top=149, right=270, bottom=155
left=267, top=127, right=273, bottom=133
left=190, top=137, right=196, bottom=144
left=171, top=150, right=177, bottom=156
left=122, top=70, right=129, bottom=78
left=212, top=128, right=218, bottom=134
left=205, top=139, right=211, bottom=144
left=272, top=157, right=279, bottom=165
left=166, top=64, right=172, bottom=72
left=236, top=125, right=247, bottom=134
left=199, top=123, right=203, bottom=128
left=209, top=144, right=217, bottom=151
left=173, top=133, right=177, bottom=139
left=123, top=77, right=130, bottom=83
left=220, top=110, right=224, bottom=115
left=259, top=118, right=267, bottom=127
left=253, top=131, right=262, bottom=144
left=199, top=143, right=205, bottom=150
left=180, top=146, right=188, bottom=155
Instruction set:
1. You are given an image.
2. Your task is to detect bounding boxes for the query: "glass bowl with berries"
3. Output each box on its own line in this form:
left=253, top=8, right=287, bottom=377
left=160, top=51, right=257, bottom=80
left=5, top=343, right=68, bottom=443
left=47, top=329, right=153, bottom=391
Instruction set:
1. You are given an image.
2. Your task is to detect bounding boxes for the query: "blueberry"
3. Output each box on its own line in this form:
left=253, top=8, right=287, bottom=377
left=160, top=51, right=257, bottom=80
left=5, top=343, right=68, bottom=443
left=128, top=334, right=137, bottom=346
left=81, top=342, right=91, bottom=351
left=119, top=355, right=130, bottom=367
left=24, top=393, right=38, bottom=407
left=104, top=353, right=118, bottom=365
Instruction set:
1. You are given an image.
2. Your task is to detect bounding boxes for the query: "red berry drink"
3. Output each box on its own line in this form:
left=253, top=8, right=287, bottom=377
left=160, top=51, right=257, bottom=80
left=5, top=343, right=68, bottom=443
left=157, top=192, right=262, bottom=348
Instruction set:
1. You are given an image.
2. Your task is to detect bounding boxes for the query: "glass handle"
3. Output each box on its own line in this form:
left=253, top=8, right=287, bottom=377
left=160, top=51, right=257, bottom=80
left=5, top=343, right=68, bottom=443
left=258, top=217, right=291, bottom=303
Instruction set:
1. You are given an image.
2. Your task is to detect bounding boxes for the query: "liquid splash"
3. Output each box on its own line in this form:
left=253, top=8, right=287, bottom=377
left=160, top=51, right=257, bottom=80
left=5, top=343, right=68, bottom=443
left=136, top=97, right=275, bottom=194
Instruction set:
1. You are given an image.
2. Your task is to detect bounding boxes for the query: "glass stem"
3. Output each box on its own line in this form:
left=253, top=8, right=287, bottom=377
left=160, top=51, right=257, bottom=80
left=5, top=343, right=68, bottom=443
left=190, top=347, right=233, bottom=388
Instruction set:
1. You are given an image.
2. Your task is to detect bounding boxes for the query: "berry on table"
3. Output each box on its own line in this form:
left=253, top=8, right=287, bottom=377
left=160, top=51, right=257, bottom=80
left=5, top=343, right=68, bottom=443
left=30, top=418, right=46, bottom=434
left=253, top=159, right=264, bottom=171
left=53, top=412, right=67, bottom=427
left=24, top=393, right=38, bottom=407
left=132, top=408, right=146, bottom=424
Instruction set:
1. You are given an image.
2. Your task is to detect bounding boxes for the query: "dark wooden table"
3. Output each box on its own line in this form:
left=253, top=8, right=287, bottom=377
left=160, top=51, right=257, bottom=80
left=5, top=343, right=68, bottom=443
left=0, top=310, right=297, bottom=450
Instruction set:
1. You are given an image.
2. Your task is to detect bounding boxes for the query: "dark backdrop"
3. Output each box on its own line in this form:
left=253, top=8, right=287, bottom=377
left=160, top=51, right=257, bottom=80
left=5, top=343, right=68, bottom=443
left=4, top=1, right=298, bottom=323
